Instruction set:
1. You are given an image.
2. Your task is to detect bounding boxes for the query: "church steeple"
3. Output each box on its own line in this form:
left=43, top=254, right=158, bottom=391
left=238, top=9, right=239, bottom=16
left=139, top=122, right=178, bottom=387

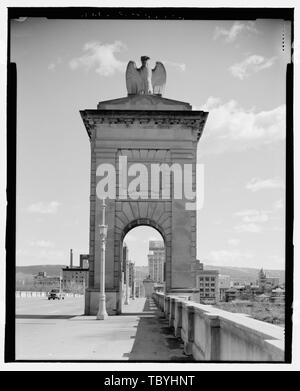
left=258, top=267, right=267, bottom=290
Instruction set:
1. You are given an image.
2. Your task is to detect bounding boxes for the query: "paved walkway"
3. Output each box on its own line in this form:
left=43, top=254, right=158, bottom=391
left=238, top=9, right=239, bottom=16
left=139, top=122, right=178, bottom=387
left=16, top=297, right=193, bottom=361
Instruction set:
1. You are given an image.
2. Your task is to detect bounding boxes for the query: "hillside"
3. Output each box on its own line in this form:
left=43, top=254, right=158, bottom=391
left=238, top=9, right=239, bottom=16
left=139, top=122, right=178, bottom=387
left=16, top=264, right=67, bottom=282
left=16, top=264, right=284, bottom=284
left=204, top=265, right=285, bottom=284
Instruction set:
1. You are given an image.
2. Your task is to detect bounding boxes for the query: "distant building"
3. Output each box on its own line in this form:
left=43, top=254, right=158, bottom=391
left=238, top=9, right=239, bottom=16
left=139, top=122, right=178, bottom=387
left=191, top=259, right=204, bottom=282
left=62, top=252, right=89, bottom=291
left=128, top=261, right=134, bottom=287
left=224, top=282, right=261, bottom=302
left=122, top=243, right=129, bottom=285
left=34, top=271, right=47, bottom=280
left=62, top=268, right=88, bottom=290
left=80, top=254, right=89, bottom=269
left=134, top=266, right=148, bottom=298
left=258, top=268, right=280, bottom=292
left=231, top=281, right=245, bottom=287
left=33, top=272, right=60, bottom=289
left=194, top=261, right=219, bottom=304
left=258, top=268, right=267, bottom=290
left=129, top=261, right=135, bottom=298
left=122, top=243, right=137, bottom=300
left=219, top=274, right=231, bottom=301
left=270, top=287, right=285, bottom=303
left=225, top=288, right=240, bottom=302
left=148, top=240, right=165, bottom=283
left=245, top=283, right=260, bottom=298
left=265, top=277, right=280, bottom=290
left=256, top=293, right=270, bottom=302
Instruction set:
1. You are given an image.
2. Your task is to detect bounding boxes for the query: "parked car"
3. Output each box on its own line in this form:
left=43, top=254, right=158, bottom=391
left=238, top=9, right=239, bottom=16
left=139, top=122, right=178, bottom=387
left=48, top=289, right=65, bottom=300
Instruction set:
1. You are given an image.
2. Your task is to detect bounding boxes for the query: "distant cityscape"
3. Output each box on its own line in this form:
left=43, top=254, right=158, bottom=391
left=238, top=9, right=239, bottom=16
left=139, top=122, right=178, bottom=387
left=17, top=239, right=285, bottom=307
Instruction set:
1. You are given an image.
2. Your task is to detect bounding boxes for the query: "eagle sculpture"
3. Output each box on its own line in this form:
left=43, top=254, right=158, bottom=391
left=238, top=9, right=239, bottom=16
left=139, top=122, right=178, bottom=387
left=126, top=56, right=166, bottom=96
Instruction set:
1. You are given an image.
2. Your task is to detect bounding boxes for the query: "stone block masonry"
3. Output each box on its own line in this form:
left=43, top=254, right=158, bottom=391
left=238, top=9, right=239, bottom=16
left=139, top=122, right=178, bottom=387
left=153, top=292, right=284, bottom=361
left=80, top=94, right=208, bottom=315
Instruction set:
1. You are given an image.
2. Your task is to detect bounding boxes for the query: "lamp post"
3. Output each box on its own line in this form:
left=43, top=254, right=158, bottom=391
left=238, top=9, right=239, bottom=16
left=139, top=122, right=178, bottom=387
left=96, top=199, right=108, bottom=320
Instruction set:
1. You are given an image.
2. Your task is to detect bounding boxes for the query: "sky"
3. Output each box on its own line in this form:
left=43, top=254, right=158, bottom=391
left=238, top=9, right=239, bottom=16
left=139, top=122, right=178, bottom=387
left=10, top=17, right=291, bottom=269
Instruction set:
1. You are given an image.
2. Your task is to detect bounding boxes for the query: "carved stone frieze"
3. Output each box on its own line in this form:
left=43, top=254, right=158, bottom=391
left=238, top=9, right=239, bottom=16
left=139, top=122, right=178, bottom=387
left=81, top=111, right=207, bottom=141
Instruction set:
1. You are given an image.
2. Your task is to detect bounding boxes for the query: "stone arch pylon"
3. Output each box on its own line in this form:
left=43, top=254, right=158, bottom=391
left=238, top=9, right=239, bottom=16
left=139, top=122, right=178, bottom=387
left=81, top=94, right=208, bottom=315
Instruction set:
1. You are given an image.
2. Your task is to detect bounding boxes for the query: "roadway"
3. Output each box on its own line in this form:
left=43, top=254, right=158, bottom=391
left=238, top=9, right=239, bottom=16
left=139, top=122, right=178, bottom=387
left=16, top=295, right=84, bottom=318
left=15, top=296, right=193, bottom=361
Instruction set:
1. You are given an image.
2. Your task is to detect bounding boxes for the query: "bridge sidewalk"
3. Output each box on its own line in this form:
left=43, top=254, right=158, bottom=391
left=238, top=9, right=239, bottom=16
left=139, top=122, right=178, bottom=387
left=16, top=297, right=192, bottom=361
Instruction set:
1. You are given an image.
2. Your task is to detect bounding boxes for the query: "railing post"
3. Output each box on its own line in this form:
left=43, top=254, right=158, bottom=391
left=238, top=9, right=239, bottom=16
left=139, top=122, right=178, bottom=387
left=174, top=299, right=183, bottom=337
left=160, top=294, right=164, bottom=311
left=165, top=296, right=170, bottom=318
left=160, top=294, right=163, bottom=310
left=204, top=314, right=221, bottom=360
left=169, top=297, right=175, bottom=328
left=184, top=305, right=195, bottom=356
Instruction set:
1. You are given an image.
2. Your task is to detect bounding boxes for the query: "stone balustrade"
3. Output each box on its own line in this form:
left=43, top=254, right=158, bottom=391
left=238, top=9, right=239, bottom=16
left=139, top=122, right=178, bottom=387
left=16, top=291, right=83, bottom=298
left=153, top=292, right=284, bottom=362
left=16, top=291, right=47, bottom=298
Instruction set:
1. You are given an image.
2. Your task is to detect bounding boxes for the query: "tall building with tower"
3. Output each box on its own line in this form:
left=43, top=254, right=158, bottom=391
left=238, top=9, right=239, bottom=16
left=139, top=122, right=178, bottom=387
left=148, top=240, right=165, bottom=283
left=257, top=268, right=280, bottom=292
left=258, top=268, right=267, bottom=290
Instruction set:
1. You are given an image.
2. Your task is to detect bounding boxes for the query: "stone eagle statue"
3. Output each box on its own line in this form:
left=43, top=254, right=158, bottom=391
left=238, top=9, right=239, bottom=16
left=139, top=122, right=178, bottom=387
left=126, top=56, right=166, bottom=96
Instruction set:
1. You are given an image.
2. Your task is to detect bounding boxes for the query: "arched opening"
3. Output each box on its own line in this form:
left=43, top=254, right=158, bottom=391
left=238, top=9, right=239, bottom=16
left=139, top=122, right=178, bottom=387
left=119, top=221, right=165, bottom=314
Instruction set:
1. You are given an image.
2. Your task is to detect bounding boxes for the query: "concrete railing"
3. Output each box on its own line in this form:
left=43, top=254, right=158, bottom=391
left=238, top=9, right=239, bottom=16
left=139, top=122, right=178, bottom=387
left=16, top=291, right=83, bottom=298
left=16, top=291, right=47, bottom=298
left=153, top=292, right=284, bottom=362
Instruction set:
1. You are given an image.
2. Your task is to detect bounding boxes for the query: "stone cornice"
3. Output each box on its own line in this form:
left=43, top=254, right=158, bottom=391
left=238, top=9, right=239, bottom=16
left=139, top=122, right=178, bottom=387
left=80, top=110, right=208, bottom=141
left=97, top=95, right=192, bottom=111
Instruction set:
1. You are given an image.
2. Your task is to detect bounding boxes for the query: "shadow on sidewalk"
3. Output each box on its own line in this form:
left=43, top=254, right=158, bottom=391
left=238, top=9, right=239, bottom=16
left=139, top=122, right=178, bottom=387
left=16, top=314, right=84, bottom=320
left=124, top=297, right=193, bottom=362
left=121, top=297, right=157, bottom=316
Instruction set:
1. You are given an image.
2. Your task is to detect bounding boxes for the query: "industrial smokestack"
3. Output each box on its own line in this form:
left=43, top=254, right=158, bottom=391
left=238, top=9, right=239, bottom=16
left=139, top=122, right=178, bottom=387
left=70, top=249, right=73, bottom=268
